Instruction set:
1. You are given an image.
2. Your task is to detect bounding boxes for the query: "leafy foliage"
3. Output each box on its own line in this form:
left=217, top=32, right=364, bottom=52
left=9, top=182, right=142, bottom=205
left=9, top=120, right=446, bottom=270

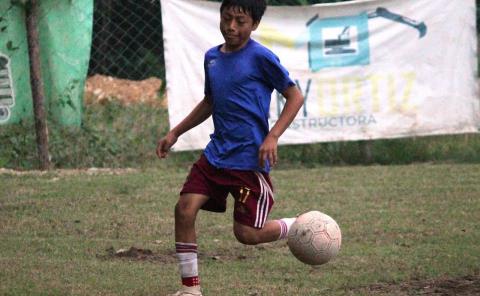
left=1, top=101, right=480, bottom=169
left=0, top=102, right=170, bottom=169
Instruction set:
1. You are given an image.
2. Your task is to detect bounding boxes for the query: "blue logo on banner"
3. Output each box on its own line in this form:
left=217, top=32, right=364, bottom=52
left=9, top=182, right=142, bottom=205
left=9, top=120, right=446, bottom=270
left=307, top=12, right=370, bottom=71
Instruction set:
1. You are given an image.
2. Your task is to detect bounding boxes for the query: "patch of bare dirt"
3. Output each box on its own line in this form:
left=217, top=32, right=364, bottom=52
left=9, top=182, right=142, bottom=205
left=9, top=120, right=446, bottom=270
left=356, top=274, right=480, bottom=295
left=98, top=245, right=263, bottom=264
left=84, top=74, right=167, bottom=107
left=97, top=246, right=176, bottom=264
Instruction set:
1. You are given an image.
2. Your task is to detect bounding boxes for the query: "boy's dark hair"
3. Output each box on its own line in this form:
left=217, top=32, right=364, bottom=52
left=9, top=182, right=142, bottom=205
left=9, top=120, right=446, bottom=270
left=220, top=0, right=267, bottom=24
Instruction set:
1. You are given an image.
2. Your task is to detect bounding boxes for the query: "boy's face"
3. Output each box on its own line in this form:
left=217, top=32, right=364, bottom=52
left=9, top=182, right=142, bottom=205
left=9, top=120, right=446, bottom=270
left=220, top=6, right=259, bottom=52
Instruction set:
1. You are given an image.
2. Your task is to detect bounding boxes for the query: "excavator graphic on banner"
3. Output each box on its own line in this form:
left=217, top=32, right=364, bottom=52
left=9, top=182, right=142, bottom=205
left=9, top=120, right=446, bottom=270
left=324, top=7, right=427, bottom=56
left=368, top=7, right=427, bottom=38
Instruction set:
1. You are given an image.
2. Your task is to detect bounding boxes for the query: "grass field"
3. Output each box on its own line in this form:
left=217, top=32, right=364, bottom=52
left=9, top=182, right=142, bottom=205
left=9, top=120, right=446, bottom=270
left=1, top=162, right=479, bottom=295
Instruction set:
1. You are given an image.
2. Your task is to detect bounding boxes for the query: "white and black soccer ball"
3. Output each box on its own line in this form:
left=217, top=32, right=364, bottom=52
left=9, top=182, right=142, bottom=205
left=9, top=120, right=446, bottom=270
left=287, top=211, right=342, bottom=265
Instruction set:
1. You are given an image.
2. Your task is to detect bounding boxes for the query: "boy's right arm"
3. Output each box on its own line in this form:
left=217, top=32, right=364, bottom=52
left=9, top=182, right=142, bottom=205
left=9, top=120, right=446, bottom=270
left=156, top=96, right=213, bottom=158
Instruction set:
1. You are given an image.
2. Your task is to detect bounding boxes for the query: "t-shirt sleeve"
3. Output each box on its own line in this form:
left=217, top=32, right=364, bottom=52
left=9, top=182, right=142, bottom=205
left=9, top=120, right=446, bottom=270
left=259, top=50, right=295, bottom=93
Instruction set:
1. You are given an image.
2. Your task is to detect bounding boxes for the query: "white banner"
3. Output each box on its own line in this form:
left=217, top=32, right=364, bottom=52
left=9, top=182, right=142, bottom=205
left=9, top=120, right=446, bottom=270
left=161, top=0, right=479, bottom=151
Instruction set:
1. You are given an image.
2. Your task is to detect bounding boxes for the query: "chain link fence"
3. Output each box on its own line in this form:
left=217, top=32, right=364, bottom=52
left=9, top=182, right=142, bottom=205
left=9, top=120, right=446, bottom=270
left=88, top=0, right=164, bottom=81
left=86, top=0, right=480, bottom=81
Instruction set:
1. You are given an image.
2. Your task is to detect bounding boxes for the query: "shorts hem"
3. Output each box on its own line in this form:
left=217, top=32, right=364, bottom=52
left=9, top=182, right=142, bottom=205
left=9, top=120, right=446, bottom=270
left=179, top=189, right=210, bottom=197
left=234, top=216, right=264, bottom=229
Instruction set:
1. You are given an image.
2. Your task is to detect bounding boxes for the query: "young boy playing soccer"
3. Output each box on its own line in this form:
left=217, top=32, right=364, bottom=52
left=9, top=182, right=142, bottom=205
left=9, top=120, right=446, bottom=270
left=157, top=0, right=304, bottom=295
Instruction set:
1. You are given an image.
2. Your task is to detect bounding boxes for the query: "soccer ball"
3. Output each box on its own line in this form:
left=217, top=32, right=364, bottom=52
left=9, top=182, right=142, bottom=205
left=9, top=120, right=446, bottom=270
left=287, top=211, right=341, bottom=265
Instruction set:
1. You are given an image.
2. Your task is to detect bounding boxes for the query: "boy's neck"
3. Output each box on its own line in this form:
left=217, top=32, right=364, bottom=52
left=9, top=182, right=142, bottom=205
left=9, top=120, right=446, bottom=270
left=220, top=38, right=251, bottom=53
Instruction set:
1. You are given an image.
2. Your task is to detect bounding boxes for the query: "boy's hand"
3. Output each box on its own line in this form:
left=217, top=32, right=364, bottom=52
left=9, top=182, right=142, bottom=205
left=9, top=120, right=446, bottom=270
left=259, top=134, right=279, bottom=168
left=156, top=131, right=178, bottom=159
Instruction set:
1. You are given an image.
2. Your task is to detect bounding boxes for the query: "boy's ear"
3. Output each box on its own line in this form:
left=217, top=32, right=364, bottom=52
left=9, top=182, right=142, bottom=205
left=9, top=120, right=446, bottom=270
left=252, top=21, right=260, bottom=31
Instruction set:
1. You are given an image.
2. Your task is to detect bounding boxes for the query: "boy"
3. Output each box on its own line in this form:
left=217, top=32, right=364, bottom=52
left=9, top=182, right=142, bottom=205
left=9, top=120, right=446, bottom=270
left=157, top=0, right=304, bottom=295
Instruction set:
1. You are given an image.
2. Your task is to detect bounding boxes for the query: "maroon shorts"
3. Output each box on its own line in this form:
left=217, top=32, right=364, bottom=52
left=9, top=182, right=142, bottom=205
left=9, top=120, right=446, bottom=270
left=180, top=154, right=275, bottom=229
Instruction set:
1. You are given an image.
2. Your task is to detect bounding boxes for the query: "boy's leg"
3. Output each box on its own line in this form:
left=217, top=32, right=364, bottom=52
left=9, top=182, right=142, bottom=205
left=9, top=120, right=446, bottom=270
left=230, top=171, right=296, bottom=245
left=170, top=193, right=209, bottom=296
left=233, top=218, right=295, bottom=245
left=170, top=154, right=230, bottom=295
left=175, top=193, right=209, bottom=242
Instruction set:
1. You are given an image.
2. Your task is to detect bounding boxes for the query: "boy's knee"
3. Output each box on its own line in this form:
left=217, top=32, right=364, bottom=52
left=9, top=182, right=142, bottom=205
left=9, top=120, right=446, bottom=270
left=174, top=194, right=210, bottom=225
left=174, top=198, right=197, bottom=221
left=234, top=225, right=261, bottom=245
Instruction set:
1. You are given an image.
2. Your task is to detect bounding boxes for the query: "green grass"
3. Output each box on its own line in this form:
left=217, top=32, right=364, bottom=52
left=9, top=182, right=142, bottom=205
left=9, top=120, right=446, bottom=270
left=1, top=163, right=479, bottom=295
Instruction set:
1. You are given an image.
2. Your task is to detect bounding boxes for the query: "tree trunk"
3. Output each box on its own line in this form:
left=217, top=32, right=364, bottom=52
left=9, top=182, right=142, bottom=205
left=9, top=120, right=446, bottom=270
left=26, top=0, right=50, bottom=170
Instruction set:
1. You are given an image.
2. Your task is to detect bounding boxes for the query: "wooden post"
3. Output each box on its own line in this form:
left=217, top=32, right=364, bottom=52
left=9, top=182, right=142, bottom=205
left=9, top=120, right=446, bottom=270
left=359, top=140, right=373, bottom=164
left=26, top=0, right=50, bottom=170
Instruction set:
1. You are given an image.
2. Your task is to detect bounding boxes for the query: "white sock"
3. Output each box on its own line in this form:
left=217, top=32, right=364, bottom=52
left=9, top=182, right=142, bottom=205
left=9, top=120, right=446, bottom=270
left=277, top=217, right=296, bottom=240
left=175, top=242, right=200, bottom=287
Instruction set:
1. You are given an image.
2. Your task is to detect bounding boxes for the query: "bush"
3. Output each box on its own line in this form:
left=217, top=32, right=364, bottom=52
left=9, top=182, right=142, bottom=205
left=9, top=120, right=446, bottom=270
left=277, top=135, right=480, bottom=168
left=0, top=101, right=171, bottom=169
left=2, top=100, right=479, bottom=169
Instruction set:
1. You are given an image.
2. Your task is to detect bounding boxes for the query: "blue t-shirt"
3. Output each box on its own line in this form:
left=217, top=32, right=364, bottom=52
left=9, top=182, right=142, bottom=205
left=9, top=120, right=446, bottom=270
left=203, top=39, right=294, bottom=172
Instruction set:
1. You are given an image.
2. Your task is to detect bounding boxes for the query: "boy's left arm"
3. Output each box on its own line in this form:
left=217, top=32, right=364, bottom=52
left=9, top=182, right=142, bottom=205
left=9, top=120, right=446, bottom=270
left=259, top=85, right=304, bottom=168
